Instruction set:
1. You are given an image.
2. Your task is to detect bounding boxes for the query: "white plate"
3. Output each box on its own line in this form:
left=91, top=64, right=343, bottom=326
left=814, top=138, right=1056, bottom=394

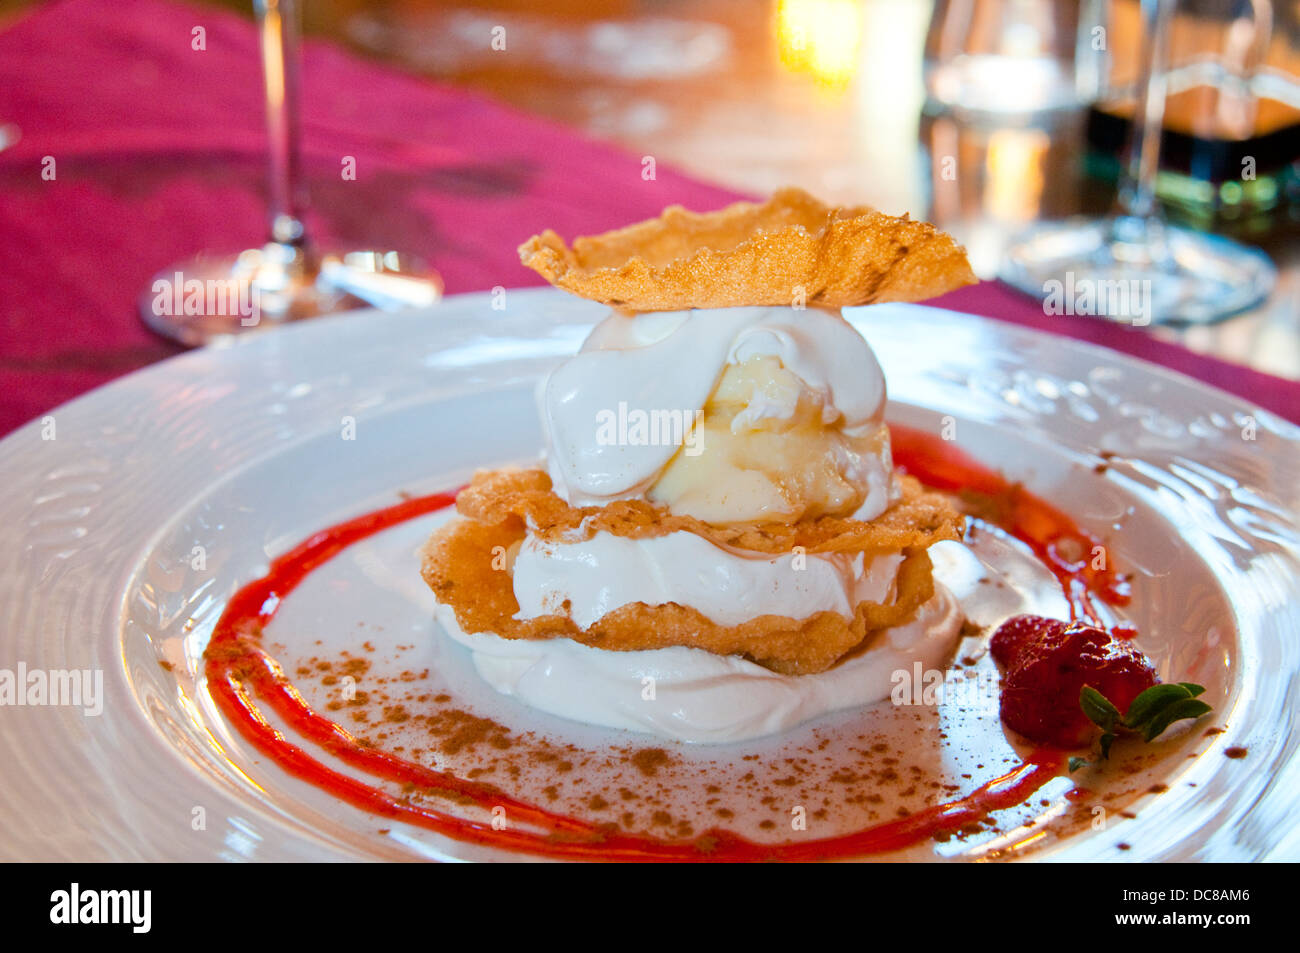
left=1, top=289, right=1297, bottom=862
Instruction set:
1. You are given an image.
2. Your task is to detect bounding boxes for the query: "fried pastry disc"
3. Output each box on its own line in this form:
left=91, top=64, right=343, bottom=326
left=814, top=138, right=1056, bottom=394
left=517, top=187, right=977, bottom=311
left=421, top=516, right=935, bottom=676
left=452, top=466, right=964, bottom=555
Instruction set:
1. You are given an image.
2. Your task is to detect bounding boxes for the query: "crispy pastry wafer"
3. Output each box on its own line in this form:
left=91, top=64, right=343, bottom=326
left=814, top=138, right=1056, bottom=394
left=421, top=515, right=935, bottom=675
left=421, top=466, right=963, bottom=673
left=453, top=466, right=964, bottom=554
left=517, top=187, right=977, bottom=311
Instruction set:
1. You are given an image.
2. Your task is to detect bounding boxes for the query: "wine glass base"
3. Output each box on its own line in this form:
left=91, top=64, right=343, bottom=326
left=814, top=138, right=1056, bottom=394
left=139, top=244, right=442, bottom=347
left=1000, top=218, right=1277, bottom=326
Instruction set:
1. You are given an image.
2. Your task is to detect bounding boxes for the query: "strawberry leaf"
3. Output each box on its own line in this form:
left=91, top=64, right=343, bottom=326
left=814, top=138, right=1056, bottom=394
left=1073, top=680, right=1213, bottom=768
left=1080, top=685, right=1120, bottom=731
left=1141, top=698, right=1213, bottom=742
left=1122, top=683, right=1198, bottom=730
left=1099, top=731, right=1115, bottom=760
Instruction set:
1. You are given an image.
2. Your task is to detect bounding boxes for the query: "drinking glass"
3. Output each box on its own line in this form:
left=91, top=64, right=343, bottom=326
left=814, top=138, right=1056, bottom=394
left=139, top=0, right=441, bottom=346
left=1000, top=0, right=1277, bottom=325
left=924, top=0, right=1088, bottom=120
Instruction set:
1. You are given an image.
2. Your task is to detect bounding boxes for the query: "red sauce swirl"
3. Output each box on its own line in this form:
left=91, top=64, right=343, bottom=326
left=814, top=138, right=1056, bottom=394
left=203, top=425, right=1127, bottom=860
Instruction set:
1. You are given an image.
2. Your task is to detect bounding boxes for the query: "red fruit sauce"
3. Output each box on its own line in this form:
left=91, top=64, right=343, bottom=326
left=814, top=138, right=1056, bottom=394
left=890, top=426, right=1131, bottom=624
left=202, top=424, right=1132, bottom=860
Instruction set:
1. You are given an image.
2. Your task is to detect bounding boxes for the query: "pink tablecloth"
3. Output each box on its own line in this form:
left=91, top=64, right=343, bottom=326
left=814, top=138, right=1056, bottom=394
left=1, top=0, right=1296, bottom=435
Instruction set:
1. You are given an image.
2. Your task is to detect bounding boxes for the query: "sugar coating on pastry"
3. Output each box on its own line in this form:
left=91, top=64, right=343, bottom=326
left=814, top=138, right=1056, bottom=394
left=517, top=187, right=977, bottom=312
left=420, top=466, right=963, bottom=675
left=421, top=521, right=934, bottom=676
left=452, top=466, right=964, bottom=555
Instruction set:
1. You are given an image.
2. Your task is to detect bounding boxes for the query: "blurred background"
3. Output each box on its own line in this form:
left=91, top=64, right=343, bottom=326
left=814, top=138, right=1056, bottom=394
left=2, top=0, right=1298, bottom=377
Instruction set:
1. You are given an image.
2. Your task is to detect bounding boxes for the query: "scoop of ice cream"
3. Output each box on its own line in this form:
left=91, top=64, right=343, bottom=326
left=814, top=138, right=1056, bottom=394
left=540, top=305, right=896, bottom=525
left=647, top=355, right=894, bottom=524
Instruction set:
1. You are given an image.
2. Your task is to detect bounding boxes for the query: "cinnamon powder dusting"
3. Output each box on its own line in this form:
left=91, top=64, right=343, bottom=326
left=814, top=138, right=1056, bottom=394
left=282, top=637, right=1180, bottom=854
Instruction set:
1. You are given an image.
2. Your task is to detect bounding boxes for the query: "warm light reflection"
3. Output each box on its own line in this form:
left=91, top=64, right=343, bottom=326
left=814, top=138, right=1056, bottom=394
left=775, top=0, right=864, bottom=91
left=262, top=2, right=285, bottom=112
left=984, top=127, right=1049, bottom=222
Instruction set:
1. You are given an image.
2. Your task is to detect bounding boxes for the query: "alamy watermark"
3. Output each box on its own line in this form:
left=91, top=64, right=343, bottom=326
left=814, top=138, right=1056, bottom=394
left=595, top=402, right=705, bottom=456
left=1043, top=273, right=1152, bottom=326
left=49, top=884, right=150, bottom=933
left=150, top=271, right=259, bottom=326
left=890, top=662, right=998, bottom=715
left=0, top=663, right=103, bottom=716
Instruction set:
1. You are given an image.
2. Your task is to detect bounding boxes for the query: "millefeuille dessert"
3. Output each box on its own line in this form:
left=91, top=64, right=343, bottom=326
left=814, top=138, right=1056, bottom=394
left=421, top=188, right=981, bottom=743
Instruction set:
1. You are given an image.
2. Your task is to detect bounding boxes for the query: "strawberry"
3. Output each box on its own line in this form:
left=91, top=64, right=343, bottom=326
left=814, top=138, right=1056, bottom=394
left=989, top=614, right=1067, bottom=666
left=993, top=617, right=1157, bottom=749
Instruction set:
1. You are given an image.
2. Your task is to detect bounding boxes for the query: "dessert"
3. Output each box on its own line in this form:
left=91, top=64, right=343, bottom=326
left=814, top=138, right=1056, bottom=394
left=421, top=189, right=982, bottom=742
left=199, top=196, right=1218, bottom=857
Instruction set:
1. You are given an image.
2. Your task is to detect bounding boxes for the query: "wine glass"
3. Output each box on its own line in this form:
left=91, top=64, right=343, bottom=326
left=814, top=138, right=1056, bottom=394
left=999, top=0, right=1276, bottom=325
left=138, top=0, right=441, bottom=346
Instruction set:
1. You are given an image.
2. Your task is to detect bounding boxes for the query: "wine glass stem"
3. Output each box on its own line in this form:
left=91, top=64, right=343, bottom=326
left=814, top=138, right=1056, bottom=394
left=255, top=0, right=305, bottom=246
left=1119, top=0, right=1177, bottom=221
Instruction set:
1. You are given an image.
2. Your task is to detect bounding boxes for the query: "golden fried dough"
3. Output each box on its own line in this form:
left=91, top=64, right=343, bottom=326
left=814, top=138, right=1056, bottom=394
left=421, top=515, right=935, bottom=675
left=420, top=465, right=963, bottom=674
left=517, top=187, right=977, bottom=312
left=453, top=466, right=964, bottom=555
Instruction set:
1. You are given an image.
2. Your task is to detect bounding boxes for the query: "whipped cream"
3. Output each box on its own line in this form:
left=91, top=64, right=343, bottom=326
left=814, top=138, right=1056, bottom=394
left=438, top=541, right=978, bottom=744
left=430, top=303, right=967, bottom=743
left=512, top=529, right=903, bottom=629
left=541, top=306, right=891, bottom=518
